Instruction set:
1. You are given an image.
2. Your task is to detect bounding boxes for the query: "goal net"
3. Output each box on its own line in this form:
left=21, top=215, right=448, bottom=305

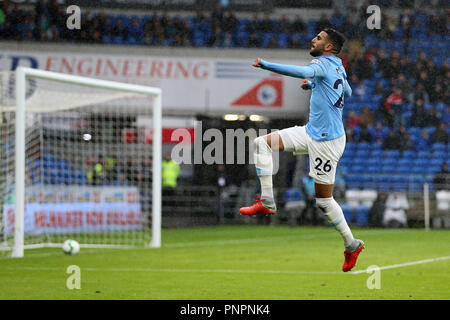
left=0, top=67, right=162, bottom=257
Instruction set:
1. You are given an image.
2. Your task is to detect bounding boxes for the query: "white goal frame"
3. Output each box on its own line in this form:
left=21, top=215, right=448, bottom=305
left=11, top=67, right=162, bottom=258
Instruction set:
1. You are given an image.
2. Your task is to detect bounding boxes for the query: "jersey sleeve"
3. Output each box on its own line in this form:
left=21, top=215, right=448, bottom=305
left=259, top=59, right=315, bottom=79
left=306, top=58, right=329, bottom=78
left=342, top=69, right=352, bottom=97
left=344, top=80, right=352, bottom=97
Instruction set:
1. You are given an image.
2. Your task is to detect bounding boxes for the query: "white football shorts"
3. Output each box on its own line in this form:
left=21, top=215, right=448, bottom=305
left=278, top=125, right=346, bottom=185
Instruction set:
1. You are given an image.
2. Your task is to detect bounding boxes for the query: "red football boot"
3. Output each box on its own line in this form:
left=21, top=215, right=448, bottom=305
left=342, top=240, right=365, bottom=272
left=239, top=195, right=276, bottom=216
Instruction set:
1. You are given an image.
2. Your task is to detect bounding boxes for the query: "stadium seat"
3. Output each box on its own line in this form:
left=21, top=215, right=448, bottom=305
left=366, top=157, right=380, bottom=166
left=416, top=150, right=429, bottom=159
left=375, top=175, right=391, bottom=191
left=396, top=165, right=410, bottom=174
left=432, top=143, right=446, bottom=152
left=392, top=176, right=409, bottom=191
left=284, top=188, right=302, bottom=202
left=351, top=164, right=366, bottom=174
left=401, top=150, right=415, bottom=159
left=384, top=150, right=400, bottom=158
left=355, top=149, right=370, bottom=158
left=381, top=164, right=396, bottom=173
left=355, top=205, right=370, bottom=226
left=352, top=157, right=366, bottom=165
left=409, top=175, right=425, bottom=192
left=370, top=149, right=384, bottom=158
left=432, top=150, right=447, bottom=160
left=361, top=176, right=376, bottom=190
left=341, top=204, right=354, bottom=225
left=366, top=165, right=380, bottom=174
left=346, top=174, right=362, bottom=189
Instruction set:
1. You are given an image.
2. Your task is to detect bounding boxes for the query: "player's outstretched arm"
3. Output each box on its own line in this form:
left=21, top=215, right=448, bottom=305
left=253, top=58, right=316, bottom=79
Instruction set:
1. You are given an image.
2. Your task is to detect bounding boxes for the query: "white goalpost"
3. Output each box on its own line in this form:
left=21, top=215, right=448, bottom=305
left=1, top=67, right=162, bottom=257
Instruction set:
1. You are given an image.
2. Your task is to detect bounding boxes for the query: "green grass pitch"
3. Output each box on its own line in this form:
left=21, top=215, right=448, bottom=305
left=0, top=225, right=449, bottom=300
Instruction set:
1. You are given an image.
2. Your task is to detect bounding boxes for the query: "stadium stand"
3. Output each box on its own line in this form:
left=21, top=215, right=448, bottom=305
left=0, top=0, right=448, bottom=227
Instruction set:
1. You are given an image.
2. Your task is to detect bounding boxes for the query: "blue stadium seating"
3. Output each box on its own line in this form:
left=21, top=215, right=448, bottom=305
left=355, top=205, right=370, bottom=226
left=284, top=188, right=302, bottom=202
left=341, top=204, right=354, bottom=225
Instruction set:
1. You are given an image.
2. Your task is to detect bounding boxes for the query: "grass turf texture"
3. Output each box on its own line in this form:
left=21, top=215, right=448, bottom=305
left=0, top=225, right=449, bottom=300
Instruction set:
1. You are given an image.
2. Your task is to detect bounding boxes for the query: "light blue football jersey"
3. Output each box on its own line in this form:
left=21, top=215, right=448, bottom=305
left=260, top=55, right=352, bottom=141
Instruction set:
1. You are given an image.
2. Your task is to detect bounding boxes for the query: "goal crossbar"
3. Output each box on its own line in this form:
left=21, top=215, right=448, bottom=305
left=11, top=67, right=162, bottom=258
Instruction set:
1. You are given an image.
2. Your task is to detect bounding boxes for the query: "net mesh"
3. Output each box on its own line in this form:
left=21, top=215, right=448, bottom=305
left=0, top=71, right=157, bottom=254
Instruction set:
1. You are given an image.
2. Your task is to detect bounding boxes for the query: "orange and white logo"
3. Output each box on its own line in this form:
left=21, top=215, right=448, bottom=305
left=231, top=78, right=283, bottom=107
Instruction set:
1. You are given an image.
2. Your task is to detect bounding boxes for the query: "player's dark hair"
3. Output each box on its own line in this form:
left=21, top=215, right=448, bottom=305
left=323, top=28, right=346, bottom=54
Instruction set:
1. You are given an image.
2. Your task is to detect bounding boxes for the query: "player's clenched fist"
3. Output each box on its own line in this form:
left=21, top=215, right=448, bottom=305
left=252, top=57, right=262, bottom=68
left=300, top=79, right=310, bottom=90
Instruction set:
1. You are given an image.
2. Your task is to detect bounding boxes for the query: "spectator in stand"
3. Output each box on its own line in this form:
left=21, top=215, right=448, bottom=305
left=408, top=82, right=429, bottom=105
left=278, top=14, right=291, bottom=34
left=112, top=18, right=129, bottom=40
left=434, top=163, right=450, bottom=191
left=315, top=14, right=331, bottom=34
left=222, top=10, right=238, bottom=34
left=247, top=14, right=260, bottom=34
left=383, top=193, right=409, bottom=228
left=358, top=126, right=373, bottom=143
left=424, top=108, right=441, bottom=128
left=129, top=18, right=142, bottom=40
left=373, top=81, right=386, bottom=97
left=351, top=53, right=373, bottom=80
left=222, top=32, right=234, bottom=48
left=207, top=25, right=223, bottom=47
left=371, top=122, right=387, bottom=145
left=345, top=127, right=356, bottom=142
left=427, top=13, right=447, bottom=35
left=348, top=74, right=359, bottom=89
left=417, top=71, right=434, bottom=96
left=399, top=8, right=414, bottom=39
left=400, top=132, right=414, bottom=151
left=369, top=192, right=387, bottom=228
left=353, top=79, right=367, bottom=98
left=359, top=106, right=376, bottom=128
left=399, top=56, right=415, bottom=77
left=414, top=129, right=432, bottom=152
left=410, top=98, right=427, bottom=127
left=329, top=9, right=345, bottom=28
left=210, top=2, right=225, bottom=28
left=383, top=129, right=401, bottom=150
left=288, top=34, right=302, bottom=49
left=425, top=60, right=438, bottom=83
left=290, top=15, right=306, bottom=35
left=382, top=87, right=404, bottom=128
left=339, top=15, right=358, bottom=39
left=431, top=123, right=449, bottom=144
left=394, top=73, right=412, bottom=97
left=260, top=14, right=274, bottom=33
left=247, top=32, right=261, bottom=48
left=266, top=36, right=279, bottom=49
left=384, top=51, right=402, bottom=80
left=346, top=111, right=360, bottom=129
left=430, top=84, right=446, bottom=104
left=374, top=48, right=391, bottom=77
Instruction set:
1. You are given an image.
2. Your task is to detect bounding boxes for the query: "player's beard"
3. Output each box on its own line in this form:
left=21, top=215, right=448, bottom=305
left=310, top=46, right=323, bottom=57
left=310, top=42, right=325, bottom=57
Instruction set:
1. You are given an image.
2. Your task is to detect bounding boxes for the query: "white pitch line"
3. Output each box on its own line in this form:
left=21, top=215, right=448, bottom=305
left=4, top=255, right=450, bottom=275
left=350, top=255, right=450, bottom=274
left=2, top=266, right=341, bottom=275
